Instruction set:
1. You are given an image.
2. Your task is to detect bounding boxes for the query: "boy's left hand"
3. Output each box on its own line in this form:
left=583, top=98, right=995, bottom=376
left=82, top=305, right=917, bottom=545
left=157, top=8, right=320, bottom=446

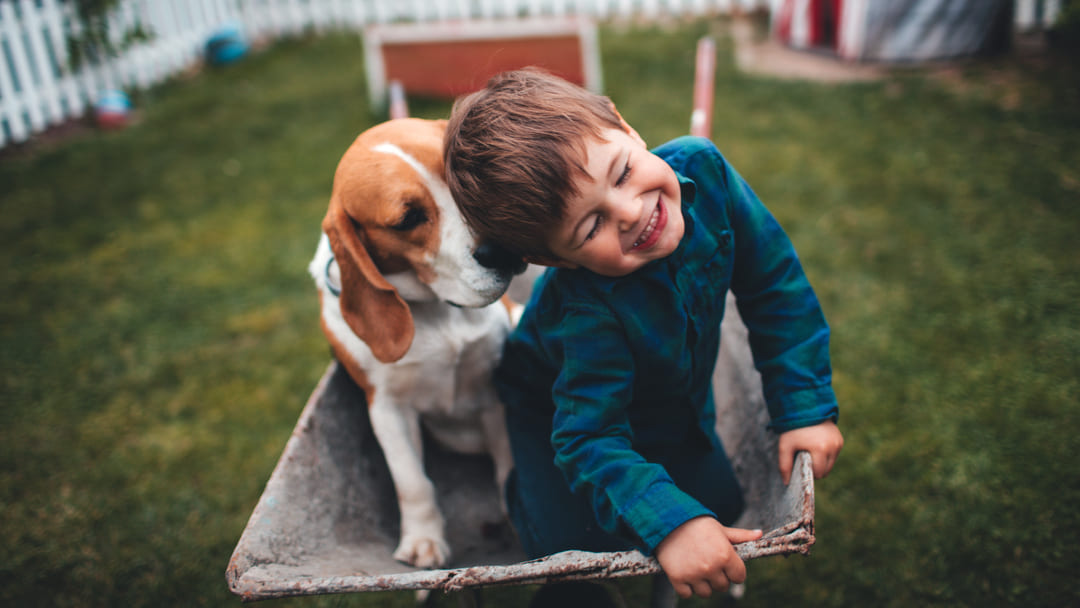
left=778, top=420, right=843, bottom=485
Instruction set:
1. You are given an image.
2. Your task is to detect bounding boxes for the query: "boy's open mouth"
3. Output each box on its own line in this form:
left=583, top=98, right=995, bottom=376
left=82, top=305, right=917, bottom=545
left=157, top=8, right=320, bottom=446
left=631, top=196, right=666, bottom=251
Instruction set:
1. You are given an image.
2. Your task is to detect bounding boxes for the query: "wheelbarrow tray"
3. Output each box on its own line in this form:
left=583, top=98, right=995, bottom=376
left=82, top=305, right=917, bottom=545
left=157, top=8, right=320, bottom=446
left=227, top=289, right=815, bottom=601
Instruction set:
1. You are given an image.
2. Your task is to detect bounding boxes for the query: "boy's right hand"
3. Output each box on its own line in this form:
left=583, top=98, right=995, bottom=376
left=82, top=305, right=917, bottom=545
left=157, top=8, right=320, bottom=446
left=654, top=516, right=763, bottom=599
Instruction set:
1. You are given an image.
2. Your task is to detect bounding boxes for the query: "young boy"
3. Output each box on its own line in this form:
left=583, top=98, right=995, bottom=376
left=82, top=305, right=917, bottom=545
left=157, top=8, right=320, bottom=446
left=444, top=69, right=843, bottom=599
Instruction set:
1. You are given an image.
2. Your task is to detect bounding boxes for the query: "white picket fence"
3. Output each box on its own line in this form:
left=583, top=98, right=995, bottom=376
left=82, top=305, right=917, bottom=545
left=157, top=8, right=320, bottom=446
left=1014, top=0, right=1063, bottom=30
left=0, top=0, right=1065, bottom=150
left=0, top=0, right=769, bottom=149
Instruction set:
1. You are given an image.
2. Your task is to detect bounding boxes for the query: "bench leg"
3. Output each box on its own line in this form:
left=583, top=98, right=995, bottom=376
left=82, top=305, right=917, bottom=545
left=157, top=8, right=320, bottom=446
left=453, top=587, right=482, bottom=608
left=650, top=573, right=678, bottom=608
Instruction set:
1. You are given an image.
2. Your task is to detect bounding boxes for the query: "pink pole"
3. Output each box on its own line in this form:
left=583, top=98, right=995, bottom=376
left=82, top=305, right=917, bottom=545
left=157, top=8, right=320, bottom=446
left=389, top=80, right=409, bottom=119
left=690, top=36, right=716, bottom=138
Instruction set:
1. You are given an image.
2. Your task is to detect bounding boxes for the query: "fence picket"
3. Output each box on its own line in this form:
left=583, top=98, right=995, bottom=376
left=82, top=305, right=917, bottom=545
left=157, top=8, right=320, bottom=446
left=5, top=1, right=49, bottom=134
left=0, top=6, right=27, bottom=144
left=45, top=0, right=84, bottom=118
left=19, top=0, right=62, bottom=125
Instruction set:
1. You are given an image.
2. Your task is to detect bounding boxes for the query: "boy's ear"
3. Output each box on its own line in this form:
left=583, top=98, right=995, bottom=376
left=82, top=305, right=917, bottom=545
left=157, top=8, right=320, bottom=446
left=523, top=254, right=578, bottom=269
left=609, top=102, right=646, bottom=147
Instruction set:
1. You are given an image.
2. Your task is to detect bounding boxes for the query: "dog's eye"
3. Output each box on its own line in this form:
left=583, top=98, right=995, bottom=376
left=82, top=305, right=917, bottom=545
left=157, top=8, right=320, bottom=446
left=393, top=206, right=428, bottom=231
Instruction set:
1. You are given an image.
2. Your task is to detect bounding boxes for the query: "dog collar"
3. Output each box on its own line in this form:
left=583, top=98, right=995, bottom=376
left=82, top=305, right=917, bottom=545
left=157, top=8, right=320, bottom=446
left=325, top=255, right=341, bottom=297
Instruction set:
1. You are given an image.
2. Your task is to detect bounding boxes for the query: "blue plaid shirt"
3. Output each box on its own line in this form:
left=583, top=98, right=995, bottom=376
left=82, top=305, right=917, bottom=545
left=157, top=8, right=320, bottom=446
left=496, top=136, right=838, bottom=551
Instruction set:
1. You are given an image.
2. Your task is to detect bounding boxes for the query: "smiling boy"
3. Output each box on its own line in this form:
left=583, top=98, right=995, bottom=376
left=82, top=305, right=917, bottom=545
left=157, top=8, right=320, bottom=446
left=444, top=69, right=842, bottom=599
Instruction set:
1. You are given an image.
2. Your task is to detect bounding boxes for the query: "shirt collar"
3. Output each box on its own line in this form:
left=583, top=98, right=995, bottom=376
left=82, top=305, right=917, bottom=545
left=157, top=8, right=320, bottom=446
left=677, top=170, right=698, bottom=204
left=667, top=170, right=698, bottom=267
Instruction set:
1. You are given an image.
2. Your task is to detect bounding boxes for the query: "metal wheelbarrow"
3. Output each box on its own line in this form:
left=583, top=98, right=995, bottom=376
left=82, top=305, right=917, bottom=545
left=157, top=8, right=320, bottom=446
left=226, top=280, right=815, bottom=605
left=227, top=37, right=816, bottom=606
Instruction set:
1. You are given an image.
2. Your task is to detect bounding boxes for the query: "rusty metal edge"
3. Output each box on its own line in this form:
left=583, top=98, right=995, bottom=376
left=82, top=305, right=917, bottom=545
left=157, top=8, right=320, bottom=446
left=229, top=523, right=814, bottom=602
left=226, top=366, right=816, bottom=602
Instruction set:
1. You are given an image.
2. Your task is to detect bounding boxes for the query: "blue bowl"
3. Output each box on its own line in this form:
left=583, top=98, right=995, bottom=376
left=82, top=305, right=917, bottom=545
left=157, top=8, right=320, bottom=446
left=205, top=23, right=249, bottom=66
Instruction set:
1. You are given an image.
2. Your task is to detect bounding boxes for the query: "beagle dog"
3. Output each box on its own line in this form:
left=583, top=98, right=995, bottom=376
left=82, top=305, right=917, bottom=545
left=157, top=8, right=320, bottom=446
left=309, top=118, right=520, bottom=569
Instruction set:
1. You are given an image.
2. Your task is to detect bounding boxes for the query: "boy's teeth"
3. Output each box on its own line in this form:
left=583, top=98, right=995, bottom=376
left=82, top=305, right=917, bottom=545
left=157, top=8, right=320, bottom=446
left=633, top=205, right=660, bottom=248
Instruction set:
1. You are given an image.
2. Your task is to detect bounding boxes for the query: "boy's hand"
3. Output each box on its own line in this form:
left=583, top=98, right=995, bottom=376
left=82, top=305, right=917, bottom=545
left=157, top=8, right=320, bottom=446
left=654, top=516, right=763, bottom=599
left=778, top=420, right=844, bottom=485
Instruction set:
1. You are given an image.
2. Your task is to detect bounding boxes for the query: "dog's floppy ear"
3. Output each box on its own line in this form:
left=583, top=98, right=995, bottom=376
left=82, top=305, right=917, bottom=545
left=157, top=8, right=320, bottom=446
left=322, top=198, right=414, bottom=363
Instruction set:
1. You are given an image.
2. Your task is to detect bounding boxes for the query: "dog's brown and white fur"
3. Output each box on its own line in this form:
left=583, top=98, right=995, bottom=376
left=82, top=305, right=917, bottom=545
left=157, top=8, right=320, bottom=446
left=309, top=118, right=515, bottom=569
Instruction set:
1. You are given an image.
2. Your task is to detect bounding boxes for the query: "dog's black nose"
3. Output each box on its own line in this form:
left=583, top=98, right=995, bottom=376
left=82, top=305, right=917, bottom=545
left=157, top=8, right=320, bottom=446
left=474, top=242, right=527, bottom=275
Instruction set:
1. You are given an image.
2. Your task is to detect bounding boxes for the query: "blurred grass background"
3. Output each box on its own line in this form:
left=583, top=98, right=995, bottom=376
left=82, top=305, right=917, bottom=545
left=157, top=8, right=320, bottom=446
left=2, top=17, right=1078, bottom=608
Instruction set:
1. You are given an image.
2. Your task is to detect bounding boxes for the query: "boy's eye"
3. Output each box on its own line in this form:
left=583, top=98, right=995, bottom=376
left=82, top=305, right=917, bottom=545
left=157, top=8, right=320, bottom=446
left=584, top=216, right=603, bottom=242
left=615, top=163, right=631, bottom=187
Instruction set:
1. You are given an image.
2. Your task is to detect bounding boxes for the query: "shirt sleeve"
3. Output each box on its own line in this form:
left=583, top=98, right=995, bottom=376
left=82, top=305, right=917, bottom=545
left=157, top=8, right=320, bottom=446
left=547, top=302, right=715, bottom=552
left=707, top=150, right=839, bottom=432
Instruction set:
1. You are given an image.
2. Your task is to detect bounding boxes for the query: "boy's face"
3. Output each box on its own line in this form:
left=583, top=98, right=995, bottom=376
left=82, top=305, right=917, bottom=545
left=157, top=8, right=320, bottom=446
left=544, top=127, right=685, bottom=277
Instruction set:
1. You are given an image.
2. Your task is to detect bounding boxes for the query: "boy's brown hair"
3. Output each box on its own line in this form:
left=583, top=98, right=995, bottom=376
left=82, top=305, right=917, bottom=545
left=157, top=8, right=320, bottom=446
left=444, top=68, right=624, bottom=260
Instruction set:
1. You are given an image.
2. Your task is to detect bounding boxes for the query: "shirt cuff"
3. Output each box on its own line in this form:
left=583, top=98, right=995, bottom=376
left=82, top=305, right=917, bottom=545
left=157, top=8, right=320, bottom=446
left=767, top=385, right=839, bottom=433
left=619, top=479, right=716, bottom=553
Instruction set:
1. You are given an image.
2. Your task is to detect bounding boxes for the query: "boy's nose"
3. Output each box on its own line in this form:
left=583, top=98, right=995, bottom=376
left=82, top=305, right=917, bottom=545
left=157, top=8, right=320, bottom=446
left=613, top=194, right=642, bottom=232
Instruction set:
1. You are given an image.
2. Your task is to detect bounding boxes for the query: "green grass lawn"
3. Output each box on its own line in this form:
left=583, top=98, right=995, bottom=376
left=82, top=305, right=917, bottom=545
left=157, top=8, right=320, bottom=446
left=2, top=18, right=1078, bottom=608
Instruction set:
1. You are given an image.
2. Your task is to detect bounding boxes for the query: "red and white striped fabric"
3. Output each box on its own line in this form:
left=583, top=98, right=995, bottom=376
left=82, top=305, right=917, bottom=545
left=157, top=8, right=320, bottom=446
left=772, top=0, right=846, bottom=52
left=772, top=0, right=1012, bottom=63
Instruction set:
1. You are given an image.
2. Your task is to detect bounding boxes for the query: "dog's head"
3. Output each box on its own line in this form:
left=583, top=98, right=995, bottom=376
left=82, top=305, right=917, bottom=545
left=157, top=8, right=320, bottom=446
left=320, top=118, right=522, bottom=363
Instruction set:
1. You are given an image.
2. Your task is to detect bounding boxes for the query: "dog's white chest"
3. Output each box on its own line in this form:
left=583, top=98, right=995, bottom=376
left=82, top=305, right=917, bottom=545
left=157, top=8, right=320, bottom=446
left=385, top=303, right=508, bottom=416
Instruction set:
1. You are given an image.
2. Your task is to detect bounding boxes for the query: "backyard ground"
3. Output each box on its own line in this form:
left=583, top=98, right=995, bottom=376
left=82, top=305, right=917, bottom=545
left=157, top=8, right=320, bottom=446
left=2, top=16, right=1078, bottom=608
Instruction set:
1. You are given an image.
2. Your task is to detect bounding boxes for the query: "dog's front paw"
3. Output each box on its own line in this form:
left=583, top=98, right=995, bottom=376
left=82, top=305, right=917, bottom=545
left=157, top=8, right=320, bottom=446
left=394, top=534, right=451, bottom=569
